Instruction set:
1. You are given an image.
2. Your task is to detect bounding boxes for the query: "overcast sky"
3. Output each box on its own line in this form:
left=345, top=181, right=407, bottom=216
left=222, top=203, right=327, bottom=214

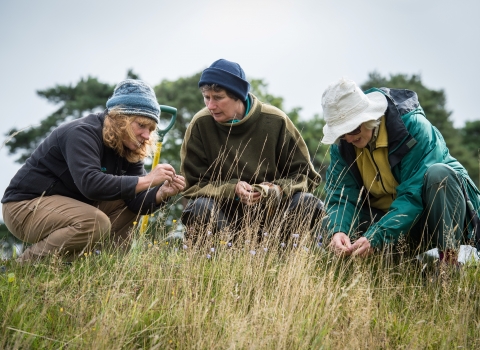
left=1, top=0, right=479, bottom=220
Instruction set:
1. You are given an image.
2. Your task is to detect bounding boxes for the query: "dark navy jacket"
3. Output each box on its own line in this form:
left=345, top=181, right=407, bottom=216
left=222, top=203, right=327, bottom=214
left=2, top=112, right=163, bottom=214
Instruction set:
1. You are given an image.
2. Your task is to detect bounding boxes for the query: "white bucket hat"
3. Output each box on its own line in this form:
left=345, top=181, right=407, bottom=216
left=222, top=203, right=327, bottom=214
left=321, top=77, right=388, bottom=144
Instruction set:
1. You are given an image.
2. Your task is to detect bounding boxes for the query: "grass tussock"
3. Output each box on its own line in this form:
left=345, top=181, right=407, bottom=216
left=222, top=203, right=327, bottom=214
left=1, top=221, right=480, bottom=350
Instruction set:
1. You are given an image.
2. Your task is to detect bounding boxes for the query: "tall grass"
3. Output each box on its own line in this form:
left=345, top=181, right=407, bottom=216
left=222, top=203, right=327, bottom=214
left=1, top=220, right=479, bottom=349
left=2, top=133, right=479, bottom=349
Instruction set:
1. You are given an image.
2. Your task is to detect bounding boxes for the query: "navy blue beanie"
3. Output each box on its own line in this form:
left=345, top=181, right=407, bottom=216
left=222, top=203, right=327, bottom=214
left=106, top=79, right=160, bottom=123
left=198, top=59, right=250, bottom=100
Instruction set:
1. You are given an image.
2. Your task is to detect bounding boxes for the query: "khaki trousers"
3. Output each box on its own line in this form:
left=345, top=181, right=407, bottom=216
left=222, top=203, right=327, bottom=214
left=2, top=195, right=138, bottom=262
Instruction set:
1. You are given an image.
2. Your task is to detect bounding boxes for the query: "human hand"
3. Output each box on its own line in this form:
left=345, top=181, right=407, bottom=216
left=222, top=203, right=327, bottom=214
left=235, top=181, right=262, bottom=205
left=156, top=175, right=186, bottom=202
left=136, top=164, right=179, bottom=194
left=142, top=164, right=176, bottom=188
left=252, top=182, right=282, bottom=203
left=329, top=232, right=352, bottom=256
left=350, top=237, right=374, bottom=258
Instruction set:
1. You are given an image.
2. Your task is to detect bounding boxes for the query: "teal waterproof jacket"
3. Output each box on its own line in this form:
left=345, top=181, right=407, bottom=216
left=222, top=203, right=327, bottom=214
left=324, top=88, right=480, bottom=248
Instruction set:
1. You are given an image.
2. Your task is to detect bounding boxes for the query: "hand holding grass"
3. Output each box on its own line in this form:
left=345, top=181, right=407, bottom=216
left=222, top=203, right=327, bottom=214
left=330, top=232, right=374, bottom=257
left=136, top=164, right=177, bottom=193
left=329, top=232, right=352, bottom=255
left=350, top=237, right=374, bottom=257
left=235, top=181, right=262, bottom=205
left=156, top=174, right=186, bottom=203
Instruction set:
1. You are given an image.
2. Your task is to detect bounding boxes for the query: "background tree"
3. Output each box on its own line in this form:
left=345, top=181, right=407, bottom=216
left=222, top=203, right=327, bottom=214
left=5, top=77, right=114, bottom=163
left=5, top=70, right=472, bottom=205
left=362, top=72, right=478, bottom=185
left=296, top=114, right=329, bottom=179
left=460, top=120, right=480, bottom=184
left=3, top=71, right=311, bottom=172
left=4, top=69, right=140, bottom=164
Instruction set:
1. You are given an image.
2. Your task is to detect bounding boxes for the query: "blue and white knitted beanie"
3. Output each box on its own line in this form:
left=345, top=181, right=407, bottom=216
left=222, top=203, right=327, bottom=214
left=106, top=79, right=160, bottom=123
left=198, top=59, right=250, bottom=100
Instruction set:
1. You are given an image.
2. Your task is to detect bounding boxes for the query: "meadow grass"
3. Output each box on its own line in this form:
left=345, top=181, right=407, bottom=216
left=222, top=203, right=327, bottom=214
left=1, top=221, right=479, bottom=350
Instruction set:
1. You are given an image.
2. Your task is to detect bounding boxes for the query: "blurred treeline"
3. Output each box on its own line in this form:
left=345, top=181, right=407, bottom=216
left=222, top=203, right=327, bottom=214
left=3, top=69, right=480, bottom=223
left=2, top=69, right=479, bottom=247
left=4, top=70, right=479, bottom=187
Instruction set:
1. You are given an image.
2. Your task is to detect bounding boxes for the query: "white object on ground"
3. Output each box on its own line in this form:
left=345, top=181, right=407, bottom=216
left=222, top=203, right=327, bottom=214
left=416, top=245, right=479, bottom=264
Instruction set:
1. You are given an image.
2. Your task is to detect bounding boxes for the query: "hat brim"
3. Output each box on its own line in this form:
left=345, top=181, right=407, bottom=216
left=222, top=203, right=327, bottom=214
left=321, top=91, right=387, bottom=145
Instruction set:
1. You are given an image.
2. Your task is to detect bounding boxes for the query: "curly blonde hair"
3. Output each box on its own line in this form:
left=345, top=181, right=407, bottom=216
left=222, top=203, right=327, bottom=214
left=103, top=109, right=158, bottom=163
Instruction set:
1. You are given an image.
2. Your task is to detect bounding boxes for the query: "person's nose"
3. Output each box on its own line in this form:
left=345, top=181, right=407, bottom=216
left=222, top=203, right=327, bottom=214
left=206, top=99, right=216, bottom=110
left=141, top=129, right=151, bottom=140
left=344, top=134, right=357, bottom=143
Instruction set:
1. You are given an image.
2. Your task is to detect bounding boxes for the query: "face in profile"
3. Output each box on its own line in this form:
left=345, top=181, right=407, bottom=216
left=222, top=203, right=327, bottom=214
left=340, top=123, right=373, bottom=148
left=123, top=117, right=156, bottom=151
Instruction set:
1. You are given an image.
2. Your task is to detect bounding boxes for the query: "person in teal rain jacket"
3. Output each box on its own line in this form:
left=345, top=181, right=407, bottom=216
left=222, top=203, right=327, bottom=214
left=321, top=78, right=480, bottom=262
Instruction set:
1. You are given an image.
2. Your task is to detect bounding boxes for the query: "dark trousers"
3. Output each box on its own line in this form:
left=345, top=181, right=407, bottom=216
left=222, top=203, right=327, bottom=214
left=343, top=163, right=468, bottom=253
left=181, top=192, right=324, bottom=241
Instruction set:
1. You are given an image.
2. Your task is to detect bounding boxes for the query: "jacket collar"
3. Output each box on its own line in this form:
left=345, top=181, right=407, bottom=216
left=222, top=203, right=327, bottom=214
left=338, top=88, right=418, bottom=183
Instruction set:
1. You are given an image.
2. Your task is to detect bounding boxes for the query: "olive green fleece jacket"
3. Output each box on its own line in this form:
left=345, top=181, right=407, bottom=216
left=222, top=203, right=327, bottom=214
left=180, top=94, right=321, bottom=200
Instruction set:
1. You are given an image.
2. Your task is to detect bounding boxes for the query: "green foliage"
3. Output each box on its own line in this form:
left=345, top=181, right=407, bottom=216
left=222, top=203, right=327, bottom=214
left=296, top=114, right=329, bottom=178
left=126, top=68, right=140, bottom=80
left=4, top=77, right=114, bottom=163
left=460, top=120, right=480, bottom=185
left=0, top=222, right=9, bottom=239
left=3, top=70, right=320, bottom=177
left=249, top=79, right=285, bottom=111
left=249, top=79, right=326, bottom=174
left=362, top=72, right=451, bottom=129
left=0, top=222, right=23, bottom=260
left=5, top=69, right=474, bottom=196
left=362, top=72, right=479, bottom=184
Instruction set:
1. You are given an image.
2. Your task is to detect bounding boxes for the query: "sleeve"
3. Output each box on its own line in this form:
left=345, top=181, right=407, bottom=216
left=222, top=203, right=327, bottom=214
left=62, top=125, right=138, bottom=201
left=273, top=118, right=322, bottom=197
left=324, top=144, right=364, bottom=238
left=125, top=186, right=166, bottom=215
left=123, top=161, right=166, bottom=215
left=62, top=124, right=166, bottom=214
left=364, top=112, right=447, bottom=248
left=180, top=121, right=237, bottom=200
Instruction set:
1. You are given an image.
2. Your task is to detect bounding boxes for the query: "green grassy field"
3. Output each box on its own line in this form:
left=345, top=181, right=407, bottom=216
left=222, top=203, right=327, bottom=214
left=1, top=225, right=479, bottom=350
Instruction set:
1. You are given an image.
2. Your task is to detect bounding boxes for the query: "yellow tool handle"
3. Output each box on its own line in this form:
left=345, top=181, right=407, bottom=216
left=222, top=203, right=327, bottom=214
left=139, top=141, right=163, bottom=234
left=137, top=104, right=176, bottom=235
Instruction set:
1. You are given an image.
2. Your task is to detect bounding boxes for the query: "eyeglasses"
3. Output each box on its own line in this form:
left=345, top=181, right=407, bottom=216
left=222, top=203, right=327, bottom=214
left=339, top=125, right=362, bottom=139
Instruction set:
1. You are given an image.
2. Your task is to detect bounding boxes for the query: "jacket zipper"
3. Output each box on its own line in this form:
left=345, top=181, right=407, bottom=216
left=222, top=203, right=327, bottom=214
left=368, top=148, right=389, bottom=194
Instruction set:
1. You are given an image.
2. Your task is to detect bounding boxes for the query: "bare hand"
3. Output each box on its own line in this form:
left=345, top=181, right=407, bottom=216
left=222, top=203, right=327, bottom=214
left=235, top=181, right=261, bottom=205
left=350, top=237, right=374, bottom=257
left=329, top=232, right=352, bottom=256
left=156, top=175, right=186, bottom=202
left=136, top=164, right=177, bottom=193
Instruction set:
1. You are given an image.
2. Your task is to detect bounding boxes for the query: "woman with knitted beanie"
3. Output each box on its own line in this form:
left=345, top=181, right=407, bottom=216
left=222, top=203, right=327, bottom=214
left=180, top=59, right=323, bottom=243
left=2, top=79, right=185, bottom=262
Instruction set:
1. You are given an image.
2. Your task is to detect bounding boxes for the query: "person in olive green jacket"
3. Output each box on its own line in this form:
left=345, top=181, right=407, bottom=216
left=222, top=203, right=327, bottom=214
left=322, top=77, right=480, bottom=262
left=180, top=59, right=323, bottom=242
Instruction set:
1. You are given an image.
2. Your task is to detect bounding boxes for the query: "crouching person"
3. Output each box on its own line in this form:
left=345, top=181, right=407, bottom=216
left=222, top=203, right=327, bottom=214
left=2, top=79, right=185, bottom=263
left=320, top=78, right=480, bottom=263
left=180, top=59, right=323, bottom=244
